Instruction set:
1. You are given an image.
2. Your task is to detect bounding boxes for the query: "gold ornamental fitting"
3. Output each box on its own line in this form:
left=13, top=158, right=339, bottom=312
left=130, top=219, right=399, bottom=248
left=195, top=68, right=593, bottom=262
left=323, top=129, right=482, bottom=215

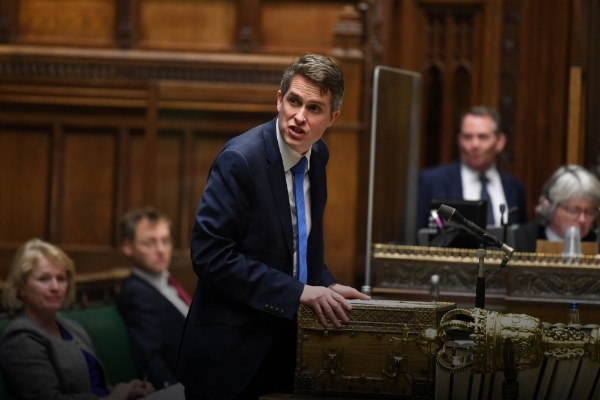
left=435, top=308, right=544, bottom=374
left=432, top=308, right=600, bottom=374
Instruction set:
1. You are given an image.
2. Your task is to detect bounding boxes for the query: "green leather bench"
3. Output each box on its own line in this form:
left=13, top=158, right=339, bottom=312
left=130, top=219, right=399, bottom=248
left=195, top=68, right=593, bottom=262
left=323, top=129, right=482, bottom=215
left=0, top=305, right=137, bottom=398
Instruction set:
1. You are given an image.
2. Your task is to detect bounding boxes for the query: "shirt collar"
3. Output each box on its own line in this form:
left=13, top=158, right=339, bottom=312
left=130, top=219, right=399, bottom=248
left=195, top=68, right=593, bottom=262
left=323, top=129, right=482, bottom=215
left=545, top=226, right=564, bottom=242
left=461, top=162, right=499, bottom=182
left=276, top=118, right=312, bottom=172
left=132, top=267, right=169, bottom=288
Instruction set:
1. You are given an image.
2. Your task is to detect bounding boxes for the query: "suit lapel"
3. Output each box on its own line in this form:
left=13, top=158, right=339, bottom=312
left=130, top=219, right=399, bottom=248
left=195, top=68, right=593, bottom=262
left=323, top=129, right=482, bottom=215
left=309, top=143, right=326, bottom=225
left=499, top=171, right=518, bottom=223
left=499, top=172, right=513, bottom=203
left=264, top=119, right=294, bottom=256
left=448, top=161, right=463, bottom=197
left=306, top=141, right=327, bottom=284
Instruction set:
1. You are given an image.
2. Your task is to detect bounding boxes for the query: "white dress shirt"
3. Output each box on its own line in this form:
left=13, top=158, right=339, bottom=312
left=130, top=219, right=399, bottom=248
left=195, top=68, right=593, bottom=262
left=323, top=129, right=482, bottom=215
left=131, top=268, right=189, bottom=316
left=276, top=119, right=312, bottom=279
left=460, top=163, right=507, bottom=227
left=545, top=226, right=563, bottom=242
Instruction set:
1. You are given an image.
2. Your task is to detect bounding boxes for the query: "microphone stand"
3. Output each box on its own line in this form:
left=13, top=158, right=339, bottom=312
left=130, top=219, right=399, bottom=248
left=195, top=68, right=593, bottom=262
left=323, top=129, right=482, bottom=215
left=475, top=243, right=486, bottom=309
left=436, top=204, right=515, bottom=310
left=500, top=204, right=507, bottom=244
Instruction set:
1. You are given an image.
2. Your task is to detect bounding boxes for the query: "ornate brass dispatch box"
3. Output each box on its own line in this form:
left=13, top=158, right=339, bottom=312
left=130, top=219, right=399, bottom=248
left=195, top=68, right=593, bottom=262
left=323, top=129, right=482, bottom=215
left=295, top=300, right=455, bottom=399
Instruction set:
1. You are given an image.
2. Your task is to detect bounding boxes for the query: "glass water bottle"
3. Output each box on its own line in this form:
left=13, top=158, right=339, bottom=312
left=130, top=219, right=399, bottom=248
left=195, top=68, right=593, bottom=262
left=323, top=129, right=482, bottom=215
left=568, top=302, right=580, bottom=325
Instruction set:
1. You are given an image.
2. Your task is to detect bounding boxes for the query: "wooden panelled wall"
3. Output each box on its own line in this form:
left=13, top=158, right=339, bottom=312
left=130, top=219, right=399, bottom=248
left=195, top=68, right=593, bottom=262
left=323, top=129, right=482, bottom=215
left=0, top=0, right=365, bottom=294
left=374, top=0, right=597, bottom=222
left=0, top=0, right=596, bottom=291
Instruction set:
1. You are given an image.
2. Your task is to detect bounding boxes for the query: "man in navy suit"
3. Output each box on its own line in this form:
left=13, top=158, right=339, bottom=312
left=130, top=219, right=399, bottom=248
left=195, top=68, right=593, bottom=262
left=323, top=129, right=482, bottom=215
left=177, top=54, right=370, bottom=400
left=417, top=106, right=527, bottom=231
left=118, top=208, right=191, bottom=391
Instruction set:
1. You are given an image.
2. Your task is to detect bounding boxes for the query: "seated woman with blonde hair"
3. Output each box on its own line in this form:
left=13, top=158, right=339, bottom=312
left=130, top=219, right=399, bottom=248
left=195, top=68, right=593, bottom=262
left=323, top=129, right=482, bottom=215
left=0, top=238, right=154, bottom=400
left=514, top=165, right=600, bottom=252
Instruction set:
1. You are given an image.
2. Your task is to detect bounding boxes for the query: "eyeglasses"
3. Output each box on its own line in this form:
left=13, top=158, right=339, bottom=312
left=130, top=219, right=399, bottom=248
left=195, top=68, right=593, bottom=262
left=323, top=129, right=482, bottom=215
left=558, top=205, right=599, bottom=219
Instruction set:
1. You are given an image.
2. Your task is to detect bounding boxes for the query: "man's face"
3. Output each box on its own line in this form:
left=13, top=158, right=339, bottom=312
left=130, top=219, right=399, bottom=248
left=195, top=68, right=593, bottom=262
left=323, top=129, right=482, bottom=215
left=277, top=75, right=340, bottom=155
left=122, top=218, right=172, bottom=274
left=457, top=114, right=506, bottom=173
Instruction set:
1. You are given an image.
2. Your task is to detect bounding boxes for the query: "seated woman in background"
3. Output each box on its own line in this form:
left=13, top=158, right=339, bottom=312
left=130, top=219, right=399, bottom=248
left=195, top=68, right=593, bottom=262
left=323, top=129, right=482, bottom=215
left=0, top=238, right=154, bottom=400
left=514, top=165, right=600, bottom=252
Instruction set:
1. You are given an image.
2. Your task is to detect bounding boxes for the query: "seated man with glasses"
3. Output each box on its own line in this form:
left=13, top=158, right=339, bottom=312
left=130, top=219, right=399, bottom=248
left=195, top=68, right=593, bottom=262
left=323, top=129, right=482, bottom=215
left=514, top=165, right=600, bottom=252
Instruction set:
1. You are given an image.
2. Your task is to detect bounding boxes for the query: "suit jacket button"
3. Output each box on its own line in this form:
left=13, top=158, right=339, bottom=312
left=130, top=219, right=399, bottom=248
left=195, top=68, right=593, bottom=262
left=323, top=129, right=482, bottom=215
left=279, top=310, right=284, bottom=315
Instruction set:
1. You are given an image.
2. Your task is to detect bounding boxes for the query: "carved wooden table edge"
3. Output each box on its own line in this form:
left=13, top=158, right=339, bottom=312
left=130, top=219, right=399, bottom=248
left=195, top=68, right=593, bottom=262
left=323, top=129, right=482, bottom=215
left=372, top=244, right=600, bottom=268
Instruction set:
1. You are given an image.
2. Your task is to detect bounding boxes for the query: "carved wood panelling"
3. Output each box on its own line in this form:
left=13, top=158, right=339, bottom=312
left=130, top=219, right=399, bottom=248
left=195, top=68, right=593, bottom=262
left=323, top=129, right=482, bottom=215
left=61, top=131, right=117, bottom=245
left=261, top=1, right=344, bottom=55
left=137, top=0, right=237, bottom=52
left=116, top=0, right=132, bottom=48
left=0, top=0, right=18, bottom=43
left=512, top=0, right=573, bottom=221
left=418, top=4, right=484, bottom=168
left=511, top=270, right=600, bottom=298
left=497, top=0, right=520, bottom=170
left=0, top=129, right=50, bottom=243
left=583, top=0, right=600, bottom=176
left=372, top=245, right=600, bottom=322
left=0, top=3, right=366, bottom=290
left=0, top=59, right=285, bottom=84
left=385, top=0, right=509, bottom=171
left=1, top=0, right=359, bottom=54
left=0, top=110, right=257, bottom=255
left=18, top=0, right=116, bottom=47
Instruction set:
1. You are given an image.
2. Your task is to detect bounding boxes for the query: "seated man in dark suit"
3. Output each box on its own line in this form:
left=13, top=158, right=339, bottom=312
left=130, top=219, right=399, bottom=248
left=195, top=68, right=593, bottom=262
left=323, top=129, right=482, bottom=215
left=118, top=207, right=191, bottom=391
left=417, top=105, right=527, bottom=231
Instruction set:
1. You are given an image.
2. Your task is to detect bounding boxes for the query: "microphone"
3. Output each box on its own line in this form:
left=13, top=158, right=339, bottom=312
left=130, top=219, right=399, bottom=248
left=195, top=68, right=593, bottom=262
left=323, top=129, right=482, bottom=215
left=437, top=204, right=515, bottom=264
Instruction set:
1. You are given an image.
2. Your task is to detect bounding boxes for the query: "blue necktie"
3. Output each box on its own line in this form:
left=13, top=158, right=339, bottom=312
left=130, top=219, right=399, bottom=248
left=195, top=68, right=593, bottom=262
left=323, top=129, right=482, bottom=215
left=291, top=157, right=308, bottom=284
left=480, top=174, right=494, bottom=226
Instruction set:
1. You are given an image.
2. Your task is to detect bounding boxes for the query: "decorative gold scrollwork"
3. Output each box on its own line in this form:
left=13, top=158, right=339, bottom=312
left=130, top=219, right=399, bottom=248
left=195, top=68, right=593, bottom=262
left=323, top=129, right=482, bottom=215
left=390, top=325, right=417, bottom=356
left=381, top=351, right=416, bottom=383
left=423, top=308, right=600, bottom=374
left=322, top=348, right=344, bottom=375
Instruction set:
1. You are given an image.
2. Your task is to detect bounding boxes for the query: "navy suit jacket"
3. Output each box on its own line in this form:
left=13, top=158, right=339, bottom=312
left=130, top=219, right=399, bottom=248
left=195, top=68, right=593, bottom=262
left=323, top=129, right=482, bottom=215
left=176, top=118, right=335, bottom=399
left=417, top=161, right=527, bottom=230
left=118, top=274, right=186, bottom=390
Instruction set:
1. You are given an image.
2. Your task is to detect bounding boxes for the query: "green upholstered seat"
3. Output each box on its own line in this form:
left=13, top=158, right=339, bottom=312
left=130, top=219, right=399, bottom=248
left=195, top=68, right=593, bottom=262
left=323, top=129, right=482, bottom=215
left=58, top=305, right=138, bottom=385
left=0, top=305, right=137, bottom=398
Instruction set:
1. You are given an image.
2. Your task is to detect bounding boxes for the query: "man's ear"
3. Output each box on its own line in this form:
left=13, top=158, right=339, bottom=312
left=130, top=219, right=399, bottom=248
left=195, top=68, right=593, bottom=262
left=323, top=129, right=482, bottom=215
left=276, top=90, right=283, bottom=112
left=121, top=239, right=134, bottom=257
left=327, top=110, right=341, bottom=127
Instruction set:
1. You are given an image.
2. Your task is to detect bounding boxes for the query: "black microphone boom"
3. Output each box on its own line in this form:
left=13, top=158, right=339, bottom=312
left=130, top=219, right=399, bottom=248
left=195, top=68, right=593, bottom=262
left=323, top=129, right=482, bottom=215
left=437, top=204, right=514, bottom=258
left=438, top=204, right=515, bottom=310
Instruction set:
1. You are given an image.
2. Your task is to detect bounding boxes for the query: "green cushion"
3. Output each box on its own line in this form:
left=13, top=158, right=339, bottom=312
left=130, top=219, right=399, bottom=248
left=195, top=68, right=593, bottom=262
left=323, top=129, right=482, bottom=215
left=0, top=305, right=136, bottom=396
left=59, top=305, right=138, bottom=385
